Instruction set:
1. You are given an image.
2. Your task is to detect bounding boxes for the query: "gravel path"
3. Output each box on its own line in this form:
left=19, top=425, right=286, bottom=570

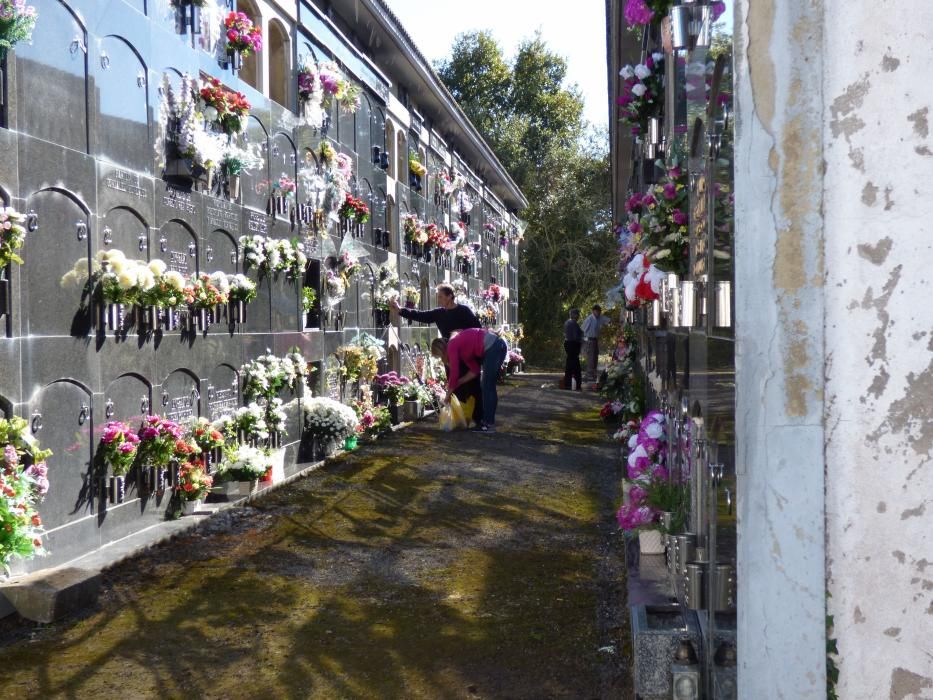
left=0, top=374, right=632, bottom=700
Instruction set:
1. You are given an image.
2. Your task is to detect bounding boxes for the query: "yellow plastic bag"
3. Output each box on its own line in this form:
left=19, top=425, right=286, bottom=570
left=440, top=394, right=469, bottom=431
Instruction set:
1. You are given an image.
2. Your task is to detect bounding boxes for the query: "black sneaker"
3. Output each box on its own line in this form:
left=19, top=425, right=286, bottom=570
left=470, top=424, right=489, bottom=433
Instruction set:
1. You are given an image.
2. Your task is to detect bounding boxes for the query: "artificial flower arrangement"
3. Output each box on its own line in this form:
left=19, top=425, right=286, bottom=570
left=176, top=460, right=213, bottom=502
left=454, top=243, right=476, bottom=265
left=627, top=165, right=689, bottom=274
left=302, top=286, right=317, bottom=313
left=0, top=207, right=28, bottom=270
left=241, top=348, right=307, bottom=403
left=338, top=193, right=370, bottom=224
left=372, top=265, right=399, bottom=310
left=185, top=416, right=226, bottom=458
left=351, top=396, right=391, bottom=439
left=199, top=77, right=251, bottom=135
left=272, top=173, right=297, bottom=199
left=0, top=0, right=37, bottom=58
left=302, top=396, right=360, bottom=442
left=227, top=273, right=257, bottom=303
left=183, top=272, right=229, bottom=310
left=98, top=421, right=141, bottom=477
left=334, top=344, right=378, bottom=385
left=401, top=285, right=420, bottom=309
left=424, top=224, right=452, bottom=252
left=296, top=58, right=361, bottom=127
left=437, top=167, right=466, bottom=197
left=476, top=302, right=497, bottom=325
left=215, top=442, right=272, bottom=482
left=233, top=403, right=270, bottom=443
left=136, top=416, right=188, bottom=468
left=482, top=283, right=501, bottom=303
left=402, top=213, right=427, bottom=245
left=223, top=10, right=261, bottom=57
left=507, top=349, right=525, bottom=366
left=618, top=53, right=664, bottom=135
left=622, top=252, right=665, bottom=307
left=239, top=234, right=308, bottom=278
left=408, top=154, right=427, bottom=178
left=1, top=415, right=51, bottom=572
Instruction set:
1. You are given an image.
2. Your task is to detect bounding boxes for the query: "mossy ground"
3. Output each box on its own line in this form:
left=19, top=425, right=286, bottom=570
left=0, top=375, right=631, bottom=699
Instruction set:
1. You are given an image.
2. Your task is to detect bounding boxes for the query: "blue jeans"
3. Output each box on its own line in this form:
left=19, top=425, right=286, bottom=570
left=481, top=336, right=508, bottom=425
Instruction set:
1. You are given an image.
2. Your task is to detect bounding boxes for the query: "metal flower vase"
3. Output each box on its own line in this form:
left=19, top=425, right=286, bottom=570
left=104, top=302, right=125, bottom=332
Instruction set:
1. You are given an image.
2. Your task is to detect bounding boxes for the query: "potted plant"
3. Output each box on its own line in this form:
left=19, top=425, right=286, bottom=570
left=223, top=11, right=262, bottom=72
left=0, top=416, right=51, bottom=572
left=98, top=421, right=140, bottom=504
left=212, top=443, right=270, bottom=498
left=302, top=396, right=359, bottom=458
left=176, top=461, right=212, bottom=515
left=136, top=416, right=186, bottom=493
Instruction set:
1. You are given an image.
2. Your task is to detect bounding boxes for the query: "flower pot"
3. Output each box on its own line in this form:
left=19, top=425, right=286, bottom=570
left=163, top=307, right=179, bottom=331
left=260, top=466, right=273, bottom=483
left=227, top=174, right=241, bottom=201
left=314, top=437, right=337, bottom=459
left=269, top=431, right=282, bottom=449
left=196, top=307, right=210, bottom=331
left=227, top=49, right=242, bottom=72
left=179, top=310, right=195, bottom=333
left=389, top=404, right=400, bottom=425
left=344, top=435, right=358, bottom=451
left=381, top=229, right=391, bottom=248
left=638, top=529, right=666, bottom=555
left=181, top=499, right=202, bottom=516
left=211, top=303, right=225, bottom=324
left=109, top=475, right=125, bottom=504
left=212, top=480, right=258, bottom=499
left=105, top=302, right=125, bottom=332
left=401, top=400, right=420, bottom=423
left=139, top=305, right=162, bottom=331
left=231, top=299, right=247, bottom=325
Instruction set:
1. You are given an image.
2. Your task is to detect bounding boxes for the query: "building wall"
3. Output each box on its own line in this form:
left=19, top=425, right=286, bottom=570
left=735, top=0, right=933, bottom=696
left=0, top=0, right=521, bottom=578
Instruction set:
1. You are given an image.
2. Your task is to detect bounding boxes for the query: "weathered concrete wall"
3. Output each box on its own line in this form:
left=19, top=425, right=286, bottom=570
left=736, top=0, right=933, bottom=696
left=733, top=0, right=827, bottom=696
left=822, top=2, right=933, bottom=696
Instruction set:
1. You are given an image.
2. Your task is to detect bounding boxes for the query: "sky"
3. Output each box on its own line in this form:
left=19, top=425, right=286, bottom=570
left=384, top=0, right=610, bottom=130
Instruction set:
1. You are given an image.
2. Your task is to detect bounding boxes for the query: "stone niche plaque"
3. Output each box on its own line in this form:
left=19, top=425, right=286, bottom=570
left=205, top=229, right=238, bottom=274
left=156, top=220, right=197, bottom=275
left=96, top=36, right=150, bottom=173
left=24, top=189, right=92, bottom=337
left=242, top=116, right=269, bottom=212
left=104, top=373, right=152, bottom=427
left=206, top=364, right=239, bottom=421
left=160, top=369, right=200, bottom=423
left=29, top=380, right=94, bottom=529
left=100, top=206, right=149, bottom=260
left=324, top=354, right=342, bottom=401
left=204, top=197, right=241, bottom=237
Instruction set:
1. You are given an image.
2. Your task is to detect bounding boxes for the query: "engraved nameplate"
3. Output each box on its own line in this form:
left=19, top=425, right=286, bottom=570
left=163, top=187, right=197, bottom=214
left=105, top=169, right=147, bottom=198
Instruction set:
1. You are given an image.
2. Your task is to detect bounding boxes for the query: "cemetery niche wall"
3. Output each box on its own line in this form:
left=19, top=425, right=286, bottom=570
left=0, top=0, right=525, bottom=581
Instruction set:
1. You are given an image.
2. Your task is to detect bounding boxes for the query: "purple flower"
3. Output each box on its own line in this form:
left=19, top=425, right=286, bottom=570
left=711, top=1, right=726, bottom=22
left=140, top=427, right=160, bottom=440
left=629, top=484, right=648, bottom=504
left=672, top=209, right=688, bottom=226
left=24, top=461, right=49, bottom=496
left=118, top=442, right=137, bottom=454
left=662, top=183, right=677, bottom=200
left=623, top=0, right=654, bottom=26
left=4, top=444, right=18, bottom=466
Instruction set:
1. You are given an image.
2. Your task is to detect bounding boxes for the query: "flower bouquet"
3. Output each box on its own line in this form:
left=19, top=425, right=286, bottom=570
left=338, top=193, right=370, bottom=224
left=98, top=421, right=140, bottom=477
left=618, top=53, right=664, bottom=135
left=403, top=214, right=427, bottom=247
left=0, top=0, right=37, bottom=58
left=482, top=284, right=501, bottom=303
left=622, top=252, right=665, bottom=307
left=374, top=372, right=410, bottom=407
left=0, top=206, right=29, bottom=270
left=1, top=416, right=51, bottom=571
left=402, top=285, right=420, bottom=309
left=200, top=77, right=251, bottom=135
left=216, top=443, right=271, bottom=483
left=408, top=155, right=427, bottom=178
left=224, top=10, right=261, bottom=64
left=176, top=461, right=213, bottom=507
left=136, top=416, right=186, bottom=483
left=233, top=403, right=270, bottom=444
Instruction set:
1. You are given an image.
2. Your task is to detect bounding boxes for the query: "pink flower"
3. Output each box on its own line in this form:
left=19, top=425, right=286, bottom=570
left=672, top=209, right=688, bottom=226
left=624, top=0, right=655, bottom=26
left=711, top=1, right=726, bottom=22
left=662, top=183, right=677, bottom=200
left=629, top=484, right=648, bottom=504
left=4, top=444, right=18, bottom=466
left=118, top=442, right=137, bottom=454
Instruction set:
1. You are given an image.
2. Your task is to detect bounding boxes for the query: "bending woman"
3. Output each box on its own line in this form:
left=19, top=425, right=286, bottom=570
left=431, top=328, right=508, bottom=433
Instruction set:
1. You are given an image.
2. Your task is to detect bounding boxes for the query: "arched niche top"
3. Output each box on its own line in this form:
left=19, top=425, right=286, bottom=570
left=103, top=33, right=148, bottom=71
left=31, top=186, right=90, bottom=216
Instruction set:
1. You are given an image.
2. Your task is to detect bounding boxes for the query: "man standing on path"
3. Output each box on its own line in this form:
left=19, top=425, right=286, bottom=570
left=563, top=308, right=583, bottom=391
left=581, top=304, right=611, bottom=382
left=389, top=283, right=484, bottom=427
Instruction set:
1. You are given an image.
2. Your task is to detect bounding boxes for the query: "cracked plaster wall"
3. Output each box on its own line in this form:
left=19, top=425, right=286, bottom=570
left=734, top=0, right=827, bottom=696
left=736, top=0, right=933, bottom=696
left=822, top=1, right=933, bottom=696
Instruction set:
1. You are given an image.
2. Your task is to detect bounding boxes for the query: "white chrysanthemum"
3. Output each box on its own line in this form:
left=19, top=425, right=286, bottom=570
left=149, top=259, right=167, bottom=276
left=163, top=271, right=185, bottom=290
left=117, top=271, right=137, bottom=290
left=634, top=64, right=651, bottom=80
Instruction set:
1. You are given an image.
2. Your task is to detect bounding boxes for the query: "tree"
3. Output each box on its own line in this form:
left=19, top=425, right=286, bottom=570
left=437, top=32, right=616, bottom=364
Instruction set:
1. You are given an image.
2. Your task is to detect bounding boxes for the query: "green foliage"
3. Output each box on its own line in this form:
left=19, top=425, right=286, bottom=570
left=826, top=593, right=840, bottom=699
left=437, top=32, right=616, bottom=364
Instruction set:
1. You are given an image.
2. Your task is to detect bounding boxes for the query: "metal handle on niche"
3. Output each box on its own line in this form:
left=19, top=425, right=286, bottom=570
left=160, top=237, right=167, bottom=252
left=138, top=233, right=147, bottom=252
left=100, top=52, right=110, bottom=70
left=709, top=462, right=725, bottom=485
left=162, top=392, right=169, bottom=407
left=206, top=245, right=214, bottom=263
left=78, top=403, right=89, bottom=425
left=105, top=400, right=114, bottom=419
left=141, top=396, right=150, bottom=414
left=26, top=210, right=38, bottom=232
left=70, top=36, right=87, bottom=55
left=76, top=221, right=88, bottom=241
left=102, top=227, right=113, bottom=245
left=188, top=242, right=197, bottom=257
left=31, top=412, right=42, bottom=433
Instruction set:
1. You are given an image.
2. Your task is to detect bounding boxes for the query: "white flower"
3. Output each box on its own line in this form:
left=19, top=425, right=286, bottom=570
left=631, top=83, right=647, bottom=98
left=644, top=422, right=664, bottom=439
left=634, top=64, right=651, bottom=80
left=117, top=271, right=137, bottom=290
left=163, top=271, right=185, bottom=290
left=619, top=65, right=634, bottom=80
left=149, top=259, right=167, bottom=276
left=652, top=52, right=664, bottom=65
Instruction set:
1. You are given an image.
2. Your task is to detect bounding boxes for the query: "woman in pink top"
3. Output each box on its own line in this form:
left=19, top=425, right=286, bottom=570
left=431, top=328, right=508, bottom=433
